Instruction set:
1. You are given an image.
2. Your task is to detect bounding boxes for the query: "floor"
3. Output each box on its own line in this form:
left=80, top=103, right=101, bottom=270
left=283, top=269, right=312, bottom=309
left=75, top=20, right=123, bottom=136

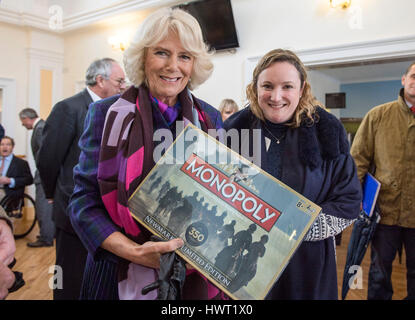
left=6, top=222, right=408, bottom=300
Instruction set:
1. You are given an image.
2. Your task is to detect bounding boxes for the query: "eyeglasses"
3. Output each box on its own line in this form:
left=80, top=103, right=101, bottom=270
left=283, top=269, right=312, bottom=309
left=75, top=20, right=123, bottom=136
left=111, top=78, right=126, bottom=86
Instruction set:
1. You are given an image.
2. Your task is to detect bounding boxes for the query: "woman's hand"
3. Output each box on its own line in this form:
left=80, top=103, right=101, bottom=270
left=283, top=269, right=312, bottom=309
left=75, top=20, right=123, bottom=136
left=101, top=231, right=183, bottom=269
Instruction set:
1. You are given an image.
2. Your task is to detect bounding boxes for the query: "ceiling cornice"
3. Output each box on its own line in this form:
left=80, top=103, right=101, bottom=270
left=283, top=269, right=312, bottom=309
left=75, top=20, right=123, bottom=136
left=62, top=0, right=180, bottom=33
left=0, top=0, right=181, bottom=33
left=0, top=6, right=49, bottom=31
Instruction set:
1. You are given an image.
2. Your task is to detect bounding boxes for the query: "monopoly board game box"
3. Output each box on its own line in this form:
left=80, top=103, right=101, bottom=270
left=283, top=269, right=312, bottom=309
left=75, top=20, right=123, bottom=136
left=128, top=124, right=320, bottom=300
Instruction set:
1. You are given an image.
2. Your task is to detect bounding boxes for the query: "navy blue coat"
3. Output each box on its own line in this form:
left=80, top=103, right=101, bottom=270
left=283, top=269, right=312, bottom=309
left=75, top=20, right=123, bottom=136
left=224, top=106, right=361, bottom=299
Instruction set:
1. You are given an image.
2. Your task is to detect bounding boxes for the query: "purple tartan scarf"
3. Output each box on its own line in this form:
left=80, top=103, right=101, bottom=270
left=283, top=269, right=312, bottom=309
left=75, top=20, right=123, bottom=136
left=97, top=85, right=214, bottom=237
left=150, top=94, right=181, bottom=126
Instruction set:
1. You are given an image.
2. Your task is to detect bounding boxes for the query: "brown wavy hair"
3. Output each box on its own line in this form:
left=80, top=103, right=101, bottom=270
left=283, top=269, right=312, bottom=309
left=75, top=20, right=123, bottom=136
left=246, top=49, right=317, bottom=127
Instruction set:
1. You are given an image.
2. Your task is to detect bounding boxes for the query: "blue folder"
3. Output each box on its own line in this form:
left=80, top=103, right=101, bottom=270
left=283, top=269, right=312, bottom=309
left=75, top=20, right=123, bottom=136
left=362, top=173, right=381, bottom=217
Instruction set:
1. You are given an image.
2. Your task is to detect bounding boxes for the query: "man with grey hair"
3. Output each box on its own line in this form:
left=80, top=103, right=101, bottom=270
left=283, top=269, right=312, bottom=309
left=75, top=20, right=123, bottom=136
left=19, top=108, right=55, bottom=248
left=36, top=58, right=125, bottom=300
left=85, top=57, right=126, bottom=97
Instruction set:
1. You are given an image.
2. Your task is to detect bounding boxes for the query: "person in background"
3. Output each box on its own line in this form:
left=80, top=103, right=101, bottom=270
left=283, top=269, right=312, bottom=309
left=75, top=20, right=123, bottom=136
left=0, top=136, right=33, bottom=206
left=68, top=7, right=223, bottom=300
left=219, top=98, right=239, bottom=122
left=0, top=206, right=16, bottom=300
left=19, top=108, right=55, bottom=248
left=350, top=61, right=415, bottom=300
left=36, top=58, right=126, bottom=300
left=224, top=49, right=361, bottom=299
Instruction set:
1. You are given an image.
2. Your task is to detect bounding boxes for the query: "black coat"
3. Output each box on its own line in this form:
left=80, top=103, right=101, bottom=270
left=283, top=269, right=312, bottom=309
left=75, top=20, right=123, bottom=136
left=224, top=107, right=362, bottom=299
left=37, top=89, right=92, bottom=233
left=4, top=155, right=33, bottom=201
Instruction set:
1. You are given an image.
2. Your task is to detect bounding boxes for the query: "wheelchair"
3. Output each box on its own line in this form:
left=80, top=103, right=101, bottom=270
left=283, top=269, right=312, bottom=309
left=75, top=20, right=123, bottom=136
left=0, top=193, right=37, bottom=239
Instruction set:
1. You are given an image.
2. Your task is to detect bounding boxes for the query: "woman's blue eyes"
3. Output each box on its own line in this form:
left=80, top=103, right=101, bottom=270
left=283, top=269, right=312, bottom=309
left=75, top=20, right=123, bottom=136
left=261, top=84, right=294, bottom=89
left=154, top=51, right=191, bottom=60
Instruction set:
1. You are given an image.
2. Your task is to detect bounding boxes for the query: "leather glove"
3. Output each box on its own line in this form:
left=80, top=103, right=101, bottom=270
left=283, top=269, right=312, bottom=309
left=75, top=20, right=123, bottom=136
left=141, top=236, right=186, bottom=300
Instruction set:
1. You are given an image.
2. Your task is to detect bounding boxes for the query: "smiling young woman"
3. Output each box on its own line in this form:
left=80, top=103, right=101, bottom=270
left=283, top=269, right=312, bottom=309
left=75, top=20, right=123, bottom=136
left=256, top=61, right=304, bottom=124
left=224, top=48, right=362, bottom=300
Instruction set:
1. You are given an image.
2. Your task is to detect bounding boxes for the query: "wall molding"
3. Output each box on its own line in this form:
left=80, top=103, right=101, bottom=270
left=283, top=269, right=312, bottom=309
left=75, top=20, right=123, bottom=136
left=27, top=48, right=64, bottom=115
left=296, top=35, right=415, bottom=66
left=27, top=48, right=64, bottom=64
left=244, top=35, right=415, bottom=88
left=0, top=6, right=49, bottom=31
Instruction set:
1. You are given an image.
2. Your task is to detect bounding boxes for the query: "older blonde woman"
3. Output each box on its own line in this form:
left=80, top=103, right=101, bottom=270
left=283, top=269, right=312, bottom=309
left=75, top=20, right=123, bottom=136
left=224, top=49, right=361, bottom=299
left=219, top=98, right=239, bottom=121
left=68, top=8, right=223, bottom=300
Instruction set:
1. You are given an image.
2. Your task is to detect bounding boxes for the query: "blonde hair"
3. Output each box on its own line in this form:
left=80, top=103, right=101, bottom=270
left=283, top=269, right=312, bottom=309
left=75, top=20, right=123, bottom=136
left=219, top=98, right=239, bottom=114
left=123, top=7, right=213, bottom=90
left=246, top=49, right=317, bottom=127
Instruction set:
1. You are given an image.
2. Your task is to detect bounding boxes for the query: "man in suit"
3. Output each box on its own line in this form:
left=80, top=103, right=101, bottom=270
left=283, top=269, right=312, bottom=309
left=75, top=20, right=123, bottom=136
left=36, top=58, right=125, bottom=300
left=19, top=108, right=55, bottom=248
left=0, top=136, right=33, bottom=207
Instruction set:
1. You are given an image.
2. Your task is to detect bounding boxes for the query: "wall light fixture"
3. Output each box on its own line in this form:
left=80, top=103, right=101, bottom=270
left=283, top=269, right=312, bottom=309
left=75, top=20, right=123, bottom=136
left=330, top=0, right=352, bottom=9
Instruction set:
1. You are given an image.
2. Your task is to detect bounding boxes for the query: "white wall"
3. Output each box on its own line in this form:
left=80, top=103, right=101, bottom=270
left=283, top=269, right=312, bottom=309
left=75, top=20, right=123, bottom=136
left=62, top=9, right=154, bottom=97
left=192, top=0, right=415, bottom=108
left=308, top=70, right=341, bottom=118
left=55, top=0, right=415, bottom=108
left=0, top=0, right=413, bottom=195
left=0, top=22, right=29, bottom=155
left=2, top=0, right=415, bottom=143
left=0, top=22, right=64, bottom=200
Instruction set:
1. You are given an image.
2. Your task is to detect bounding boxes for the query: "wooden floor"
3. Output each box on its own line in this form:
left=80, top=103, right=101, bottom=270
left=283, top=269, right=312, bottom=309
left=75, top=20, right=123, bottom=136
left=336, top=224, right=407, bottom=300
left=6, top=222, right=408, bottom=300
left=7, top=224, right=54, bottom=300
